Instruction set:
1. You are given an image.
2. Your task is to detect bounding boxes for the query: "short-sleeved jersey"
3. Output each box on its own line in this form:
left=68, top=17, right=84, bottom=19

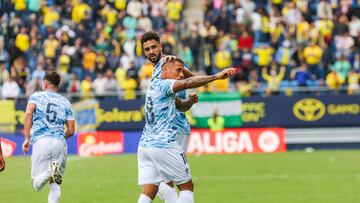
left=152, top=58, right=191, bottom=136
left=151, top=59, right=163, bottom=81
left=174, top=90, right=190, bottom=135
left=28, top=91, right=74, bottom=145
left=140, top=78, right=178, bottom=148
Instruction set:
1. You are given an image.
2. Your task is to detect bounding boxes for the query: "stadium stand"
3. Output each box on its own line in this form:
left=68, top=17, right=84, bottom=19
left=0, top=0, right=359, bottom=99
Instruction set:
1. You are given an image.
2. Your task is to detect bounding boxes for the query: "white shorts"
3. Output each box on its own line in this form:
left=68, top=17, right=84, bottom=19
left=176, top=134, right=189, bottom=152
left=31, top=136, right=67, bottom=178
left=138, top=144, right=191, bottom=186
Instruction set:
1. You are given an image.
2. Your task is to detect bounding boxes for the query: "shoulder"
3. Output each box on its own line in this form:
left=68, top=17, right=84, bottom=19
left=28, top=91, right=43, bottom=101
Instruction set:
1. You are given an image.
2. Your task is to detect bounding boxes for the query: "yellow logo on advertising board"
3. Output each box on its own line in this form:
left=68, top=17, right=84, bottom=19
left=293, top=98, right=326, bottom=121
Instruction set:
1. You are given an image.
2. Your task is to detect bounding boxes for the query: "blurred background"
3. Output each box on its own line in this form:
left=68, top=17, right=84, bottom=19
left=1, top=0, right=360, bottom=202
left=0, top=0, right=359, bottom=152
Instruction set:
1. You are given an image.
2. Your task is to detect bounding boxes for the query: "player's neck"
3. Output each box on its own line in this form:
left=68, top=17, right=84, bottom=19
left=45, top=88, right=59, bottom=93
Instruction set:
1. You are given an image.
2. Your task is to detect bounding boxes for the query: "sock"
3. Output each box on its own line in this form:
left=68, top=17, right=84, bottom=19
left=33, top=170, right=51, bottom=192
left=157, top=182, right=178, bottom=203
left=48, top=183, right=61, bottom=203
left=137, top=194, right=152, bottom=203
left=177, top=190, right=194, bottom=203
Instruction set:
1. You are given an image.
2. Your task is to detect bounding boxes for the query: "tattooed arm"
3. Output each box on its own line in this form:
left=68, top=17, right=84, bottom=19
left=176, top=93, right=199, bottom=112
left=172, top=68, right=237, bottom=93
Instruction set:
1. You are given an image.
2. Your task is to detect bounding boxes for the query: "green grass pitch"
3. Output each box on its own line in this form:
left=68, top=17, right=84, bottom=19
left=1, top=150, right=360, bottom=203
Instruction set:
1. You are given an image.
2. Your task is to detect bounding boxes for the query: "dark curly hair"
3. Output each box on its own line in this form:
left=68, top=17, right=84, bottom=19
left=141, top=31, right=160, bottom=45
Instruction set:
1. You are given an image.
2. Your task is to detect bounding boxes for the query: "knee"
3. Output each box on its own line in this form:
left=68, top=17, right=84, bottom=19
left=188, top=181, right=194, bottom=191
left=178, top=180, right=194, bottom=192
left=141, top=184, right=159, bottom=200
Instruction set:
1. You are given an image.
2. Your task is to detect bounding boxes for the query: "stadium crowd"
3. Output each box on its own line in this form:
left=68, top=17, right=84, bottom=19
left=0, top=0, right=359, bottom=100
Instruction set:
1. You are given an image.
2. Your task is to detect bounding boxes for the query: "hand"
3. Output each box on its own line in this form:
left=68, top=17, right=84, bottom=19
left=22, top=138, right=30, bottom=155
left=162, top=55, right=177, bottom=64
left=189, top=92, right=198, bottom=104
left=0, top=156, right=5, bottom=172
left=215, top=68, right=237, bottom=79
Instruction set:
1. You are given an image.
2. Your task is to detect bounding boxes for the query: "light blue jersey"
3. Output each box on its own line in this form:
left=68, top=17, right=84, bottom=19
left=174, top=91, right=191, bottom=135
left=140, top=78, right=178, bottom=148
left=28, top=91, right=74, bottom=145
left=151, top=58, right=191, bottom=136
left=151, top=59, right=163, bottom=81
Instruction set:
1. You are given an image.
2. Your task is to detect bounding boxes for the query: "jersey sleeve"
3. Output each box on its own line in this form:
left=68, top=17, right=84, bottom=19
left=176, top=90, right=187, bottom=99
left=28, top=93, right=39, bottom=104
left=66, top=102, right=75, bottom=120
left=158, top=79, right=176, bottom=96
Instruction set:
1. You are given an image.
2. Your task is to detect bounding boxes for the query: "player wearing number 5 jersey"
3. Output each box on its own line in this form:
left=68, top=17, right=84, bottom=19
left=22, top=71, right=75, bottom=203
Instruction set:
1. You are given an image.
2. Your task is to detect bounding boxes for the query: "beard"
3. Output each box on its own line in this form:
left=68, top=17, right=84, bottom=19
left=148, top=53, right=161, bottom=64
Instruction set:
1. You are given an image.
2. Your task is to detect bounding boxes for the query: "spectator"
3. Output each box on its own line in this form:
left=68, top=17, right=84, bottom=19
left=331, top=55, right=351, bottom=80
left=349, top=16, right=360, bottom=38
left=15, top=27, right=30, bottom=53
left=238, top=31, right=253, bottom=51
left=207, top=109, right=225, bottom=131
left=0, top=60, right=9, bottom=86
left=326, top=70, right=344, bottom=90
left=347, top=70, right=360, bottom=95
left=31, top=64, right=45, bottom=81
left=262, top=65, right=286, bottom=95
left=275, top=40, right=295, bottom=67
left=303, top=41, right=323, bottom=78
left=80, top=75, right=93, bottom=97
left=72, top=0, right=92, bottom=24
left=334, top=31, right=355, bottom=57
left=43, top=33, right=59, bottom=60
left=166, top=0, right=183, bottom=23
left=214, top=45, right=231, bottom=69
left=317, top=0, right=333, bottom=20
left=253, top=43, right=274, bottom=69
left=92, top=73, right=107, bottom=96
left=25, top=77, right=42, bottom=97
left=121, top=72, right=137, bottom=100
left=290, top=63, right=313, bottom=86
left=104, top=69, right=118, bottom=93
left=67, top=74, right=81, bottom=94
left=2, top=77, right=20, bottom=99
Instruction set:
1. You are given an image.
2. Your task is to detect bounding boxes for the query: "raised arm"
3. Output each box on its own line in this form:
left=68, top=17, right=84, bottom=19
left=172, top=68, right=237, bottom=93
left=22, top=103, right=36, bottom=154
left=175, top=93, right=198, bottom=112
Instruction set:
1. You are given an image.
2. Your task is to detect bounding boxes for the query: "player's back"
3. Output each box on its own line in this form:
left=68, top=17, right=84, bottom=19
left=29, top=91, right=73, bottom=144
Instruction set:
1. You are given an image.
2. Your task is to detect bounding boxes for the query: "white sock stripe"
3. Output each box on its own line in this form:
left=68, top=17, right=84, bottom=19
left=180, top=190, right=193, bottom=195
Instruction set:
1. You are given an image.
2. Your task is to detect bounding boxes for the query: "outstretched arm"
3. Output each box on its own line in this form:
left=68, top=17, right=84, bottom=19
left=22, top=103, right=36, bottom=155
left=172, top=68, right=237, bottom=93
left=176, top=93, right=198, bottom=112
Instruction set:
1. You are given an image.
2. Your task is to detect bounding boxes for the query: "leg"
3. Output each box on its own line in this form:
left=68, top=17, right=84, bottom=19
left=157, top=181, right=178, bottom=203
left=150, top=146, right=192, bottom=203
left=138, top=184, right=159, bottom=203
left=138, top=147, right=162, bottom=203
left=176, top=180, right=194, bottom=203
left=46, top=138, right=67, bottom=202
left=48, top=179, right=61, bottom=203
left=31, top=138, right=52, bottom=191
